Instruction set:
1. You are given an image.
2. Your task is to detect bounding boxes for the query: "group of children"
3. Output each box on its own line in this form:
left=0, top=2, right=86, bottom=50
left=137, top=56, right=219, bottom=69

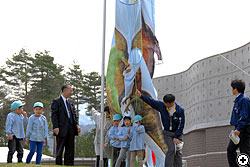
left=5, top=100, right=48, bottom=164
left=108, top=113, right=145, bottom=167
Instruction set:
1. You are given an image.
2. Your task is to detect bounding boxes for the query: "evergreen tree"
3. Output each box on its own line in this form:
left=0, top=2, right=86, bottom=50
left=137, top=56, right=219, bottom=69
left=30, top=50, right=65, bottom=118
left=1, top=48, right=33, bottom=103
left=0, top=85, right=12, bottom=146
left=83, top=72, right=101, bottom=115
left=66, top=61, right=85, bottom=113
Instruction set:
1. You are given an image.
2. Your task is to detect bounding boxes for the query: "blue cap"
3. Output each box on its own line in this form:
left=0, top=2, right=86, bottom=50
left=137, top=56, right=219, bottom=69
left=113, top=114, right=122, bottom=121
left=134, top=115, right=142, bottom=123
left=33, top=102, right=44, bottom=108
left=11, top=101, right=24, bottom=111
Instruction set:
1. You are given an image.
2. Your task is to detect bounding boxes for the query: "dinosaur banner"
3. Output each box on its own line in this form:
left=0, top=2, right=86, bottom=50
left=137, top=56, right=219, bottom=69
left=106, top=0, right=166, bottom=166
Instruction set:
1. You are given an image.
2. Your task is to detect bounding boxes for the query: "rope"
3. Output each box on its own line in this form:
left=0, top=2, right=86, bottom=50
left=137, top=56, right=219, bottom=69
left=219, top=54, right=250, bottom=77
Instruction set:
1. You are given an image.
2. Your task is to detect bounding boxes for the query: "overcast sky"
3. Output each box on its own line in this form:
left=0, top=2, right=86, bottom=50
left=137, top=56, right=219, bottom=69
left=0, top=0, right=249, bottom=78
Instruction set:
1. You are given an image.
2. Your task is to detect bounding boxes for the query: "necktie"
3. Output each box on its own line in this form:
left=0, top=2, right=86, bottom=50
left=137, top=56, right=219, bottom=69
left=66, top=100, right=73, bottom=124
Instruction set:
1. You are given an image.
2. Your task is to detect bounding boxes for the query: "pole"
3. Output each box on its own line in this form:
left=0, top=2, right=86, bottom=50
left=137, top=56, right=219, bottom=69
left=100, top=0, right=107, bottom=166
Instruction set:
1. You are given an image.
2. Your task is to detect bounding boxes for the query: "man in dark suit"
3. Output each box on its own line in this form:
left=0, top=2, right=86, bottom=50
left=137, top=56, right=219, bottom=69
left=51, top=84, right=81, bottom=166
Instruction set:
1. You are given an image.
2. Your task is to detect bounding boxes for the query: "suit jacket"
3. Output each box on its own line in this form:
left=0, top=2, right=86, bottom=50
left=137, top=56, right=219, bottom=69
left=51, top=96, right=79, bottom=137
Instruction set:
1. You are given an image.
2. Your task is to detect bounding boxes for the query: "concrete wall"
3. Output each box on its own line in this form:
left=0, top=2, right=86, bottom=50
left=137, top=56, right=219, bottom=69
left=152, top=42, right=250, bottom=166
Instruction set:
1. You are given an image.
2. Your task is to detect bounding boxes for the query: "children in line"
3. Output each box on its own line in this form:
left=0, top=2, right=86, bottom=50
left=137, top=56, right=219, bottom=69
left=115, top=115, right=132, bottom=167
left=5, top=101, right=28, bottom=163
left=130, top=115, right=145, bottom=167
left=26, top=102, right=48, bottom=164
left=108, top=114, right=122, bottom=167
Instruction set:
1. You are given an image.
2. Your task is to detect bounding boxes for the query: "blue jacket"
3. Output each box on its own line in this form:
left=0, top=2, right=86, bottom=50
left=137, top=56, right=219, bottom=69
left=108, top=126, right=121, bottom=148
left=26, top=114, right=48, bottom=142
left=5, top=112, right=28, bottom=139
left=230, top=93, right=250, bottom=131
left=118, top=126, right=133, bottom=148
left=130, top=124, right=145, bottom=151
left=141, top=94, right=185, bottom=139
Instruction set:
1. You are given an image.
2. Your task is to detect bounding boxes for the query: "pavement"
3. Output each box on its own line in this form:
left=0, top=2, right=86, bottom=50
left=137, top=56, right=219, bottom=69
left=0, top=147, right=53, bottom=164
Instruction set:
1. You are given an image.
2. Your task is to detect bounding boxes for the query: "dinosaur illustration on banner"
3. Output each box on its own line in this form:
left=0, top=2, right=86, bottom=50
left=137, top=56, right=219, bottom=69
left=106, top=0, right=166, bottom=165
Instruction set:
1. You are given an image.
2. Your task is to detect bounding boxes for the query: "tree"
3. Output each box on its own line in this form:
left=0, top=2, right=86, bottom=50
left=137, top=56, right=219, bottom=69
left=66, top=61, right=85, bottom=113
left=0, top=85, right=12, bottom=146
left=1, top=48, right=33, bottom=103
left=29, top=50, right=65, bottom=118
left=83, top=72, right=101, bottom=115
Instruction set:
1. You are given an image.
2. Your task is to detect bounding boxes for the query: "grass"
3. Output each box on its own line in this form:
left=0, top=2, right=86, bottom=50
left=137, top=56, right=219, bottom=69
left=0, top=164, right=85, bottom=167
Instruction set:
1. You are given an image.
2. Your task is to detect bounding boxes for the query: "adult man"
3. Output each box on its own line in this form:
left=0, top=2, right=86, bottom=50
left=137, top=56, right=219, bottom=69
left=227, top=79, right=250, bottom=167
left=136, top=90, right=185, bottom=167
left=51, top=84, right=81, bottom=166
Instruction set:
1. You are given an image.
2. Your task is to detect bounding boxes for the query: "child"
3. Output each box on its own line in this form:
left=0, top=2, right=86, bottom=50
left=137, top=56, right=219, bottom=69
left=130, top=115, right=145, bottom=167
left=26, top=102, right=48, bottom=164
left=5, top=101, right=28, bottom=163
left=108, top=114, right=122, bottom=167
left=115, top=115, right=132, bottom=167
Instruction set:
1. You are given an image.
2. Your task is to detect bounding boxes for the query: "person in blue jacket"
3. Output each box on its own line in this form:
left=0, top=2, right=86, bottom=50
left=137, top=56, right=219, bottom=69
left=227, top=79, right=250, bottom=167
left=26, top=102, right=48, bottom=164
left=130, top=115, right=145, bottom=167
left=108, top=114, right=122, bottom=167
left=136, top=90, right=185, bottom=167
left=115, top=115, right=133, bottom=167
left=5, top=101, right=28, bottom=163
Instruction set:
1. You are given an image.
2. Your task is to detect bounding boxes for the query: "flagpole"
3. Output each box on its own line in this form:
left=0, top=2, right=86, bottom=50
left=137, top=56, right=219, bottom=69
left=100, top=0, right=107, bottom=166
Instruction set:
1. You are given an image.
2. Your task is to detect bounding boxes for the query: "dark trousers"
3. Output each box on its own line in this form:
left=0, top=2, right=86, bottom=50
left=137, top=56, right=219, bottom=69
left=96, top=155, right=108, bottom=167
left=227, top=126, right=250, bottom=167
left=111, top=147, right=125, bottom=167
left=56, top=123, right=75, bottom=166
left=7, top=136, right=24, bottom=163
left=163, top=130, right=183, bottom=167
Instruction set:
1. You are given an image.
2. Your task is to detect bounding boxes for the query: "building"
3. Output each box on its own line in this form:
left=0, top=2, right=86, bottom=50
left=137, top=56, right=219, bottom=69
left=152, top=42, right=250, bottom=167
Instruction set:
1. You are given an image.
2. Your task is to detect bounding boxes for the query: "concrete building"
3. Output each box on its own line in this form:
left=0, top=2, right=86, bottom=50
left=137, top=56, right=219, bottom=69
left=152, top=42, right=250, bottom=167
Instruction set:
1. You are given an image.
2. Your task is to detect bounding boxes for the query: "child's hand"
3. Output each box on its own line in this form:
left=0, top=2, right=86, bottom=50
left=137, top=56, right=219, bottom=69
left=131, top=120, right=135, bottom=124
left=115, top=136, right=119, bottom=140
left=104, top=143, right=108, bottom=147
left=123, top=136, right=128, bottom=141
left=8, top=134, right=13, bottom=141
left=43, top=139, right=46, bottom=144
left=26, top=138, right=29, bottom=145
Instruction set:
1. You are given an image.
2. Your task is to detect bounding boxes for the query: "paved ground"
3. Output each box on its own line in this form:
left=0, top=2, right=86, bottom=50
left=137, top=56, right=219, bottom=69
left=0, top=147, right=53, bottom=163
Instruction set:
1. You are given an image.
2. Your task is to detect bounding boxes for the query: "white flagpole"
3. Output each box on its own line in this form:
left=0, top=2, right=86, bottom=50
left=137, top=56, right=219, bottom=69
left=100, top=0, right=107, bottom=166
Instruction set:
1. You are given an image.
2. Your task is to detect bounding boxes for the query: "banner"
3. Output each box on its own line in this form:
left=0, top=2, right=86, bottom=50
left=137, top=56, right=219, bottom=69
left=106, top=0, right=165, bottom=166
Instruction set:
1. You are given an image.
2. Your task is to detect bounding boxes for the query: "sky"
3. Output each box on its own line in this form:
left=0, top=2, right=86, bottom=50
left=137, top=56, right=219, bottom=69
left=0, top=0, right=249, bottom=78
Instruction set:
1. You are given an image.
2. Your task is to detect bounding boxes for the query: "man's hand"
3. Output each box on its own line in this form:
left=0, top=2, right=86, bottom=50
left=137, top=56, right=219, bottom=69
left=26, top=138, right=29, bottom=145
left=22, top=111, right=28, bottom=117
left=173, top=138, right=180, bottom=144
left=77, top=125, right=81, bottom=134
left=43, top=139, right=46, bottom=144
left=136, top=89, right=142, bottom=97
left=234, top=130, right=240, bottom=136
left=104, top=143, right=108, bottom=148
left=54, top=128, right=59, bottom=135
left=115, top=136, right=119, bottom=140
left=8, top=134, right=13, bottom=141
left=128, top=129, right=130, bottom=133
